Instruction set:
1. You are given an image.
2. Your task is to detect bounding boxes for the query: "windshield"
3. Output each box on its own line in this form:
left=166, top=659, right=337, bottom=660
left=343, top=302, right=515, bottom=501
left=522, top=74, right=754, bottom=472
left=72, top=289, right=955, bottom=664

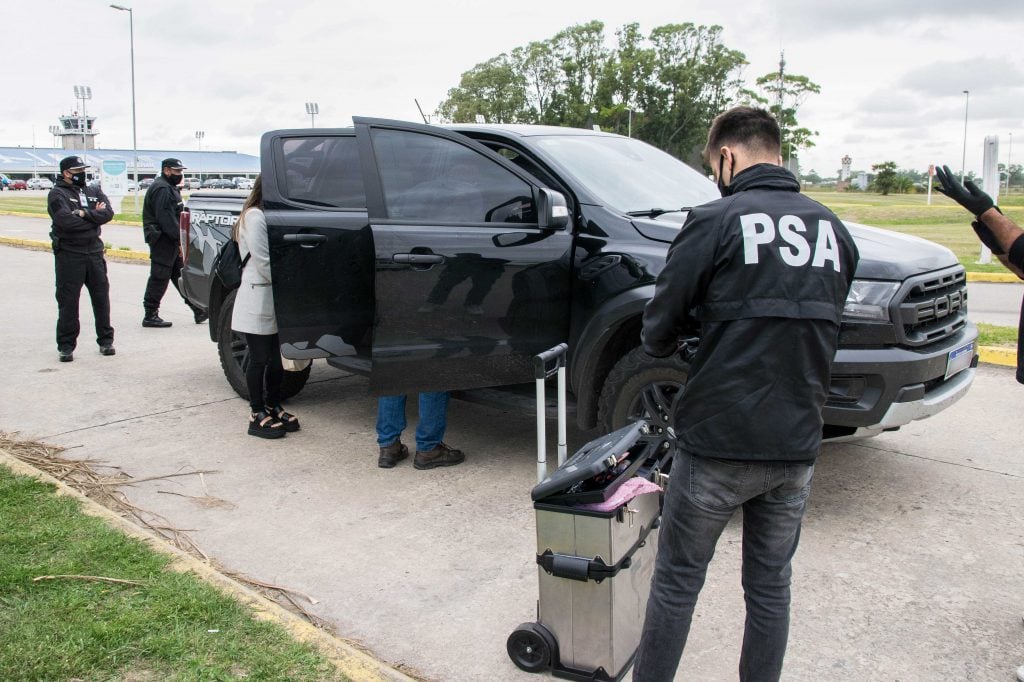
left=531, top=134, right=720, bottom=214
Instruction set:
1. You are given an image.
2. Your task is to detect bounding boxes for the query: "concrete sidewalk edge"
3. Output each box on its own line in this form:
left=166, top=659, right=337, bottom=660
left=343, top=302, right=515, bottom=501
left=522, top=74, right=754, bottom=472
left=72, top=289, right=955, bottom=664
left=978, top=346, right=1016, bottom=367
left=0, top=236, right=150, bottom=262
left=0, top=448, right=419, bottom=682
left=966, top=272, right=1020, bottom=283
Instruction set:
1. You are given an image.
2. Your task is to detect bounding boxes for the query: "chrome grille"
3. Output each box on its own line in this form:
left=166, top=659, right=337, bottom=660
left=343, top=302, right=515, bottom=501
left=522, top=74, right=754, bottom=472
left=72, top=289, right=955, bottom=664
left=894, top=267, right=968, bottom=347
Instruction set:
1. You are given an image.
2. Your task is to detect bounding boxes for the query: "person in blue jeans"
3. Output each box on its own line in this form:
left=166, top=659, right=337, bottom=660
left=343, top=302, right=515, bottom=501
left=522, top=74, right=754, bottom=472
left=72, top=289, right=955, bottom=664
left=376, top=392, right=465, bottom=470
left=634, top=106, right=857, bottom=681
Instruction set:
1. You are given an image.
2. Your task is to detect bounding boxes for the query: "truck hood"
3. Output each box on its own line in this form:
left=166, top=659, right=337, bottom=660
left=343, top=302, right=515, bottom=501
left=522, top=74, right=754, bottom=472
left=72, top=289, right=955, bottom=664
left=630, top=216, right=959, bottom=281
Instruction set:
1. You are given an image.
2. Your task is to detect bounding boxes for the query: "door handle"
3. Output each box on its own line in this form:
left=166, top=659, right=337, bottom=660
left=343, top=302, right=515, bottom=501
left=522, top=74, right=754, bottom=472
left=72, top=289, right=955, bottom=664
left=282, top=233, right=328, bottom=245
left=393, top=253, right=444, bottom=265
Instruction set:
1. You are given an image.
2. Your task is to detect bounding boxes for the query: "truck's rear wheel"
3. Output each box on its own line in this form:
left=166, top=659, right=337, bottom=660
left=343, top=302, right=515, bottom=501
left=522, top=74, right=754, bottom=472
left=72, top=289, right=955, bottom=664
left=598, top=346, right=690, bottom=434
left=216, top=289, right=311, bottom=401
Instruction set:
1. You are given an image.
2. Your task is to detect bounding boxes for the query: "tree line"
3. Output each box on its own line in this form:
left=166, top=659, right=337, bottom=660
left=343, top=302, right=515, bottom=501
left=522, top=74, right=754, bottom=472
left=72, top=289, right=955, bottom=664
left=435, top=21, right=819, bottom=168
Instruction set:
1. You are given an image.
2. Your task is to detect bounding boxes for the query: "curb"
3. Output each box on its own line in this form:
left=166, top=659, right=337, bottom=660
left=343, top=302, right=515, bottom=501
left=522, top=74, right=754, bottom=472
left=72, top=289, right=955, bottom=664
left=0, top=236, right=150, bottom=262
left=966, top=272, right=1020, bottom=283
left=978, top=345, right=1016, bottom=367
left=0, top=448, right=418, bottom=682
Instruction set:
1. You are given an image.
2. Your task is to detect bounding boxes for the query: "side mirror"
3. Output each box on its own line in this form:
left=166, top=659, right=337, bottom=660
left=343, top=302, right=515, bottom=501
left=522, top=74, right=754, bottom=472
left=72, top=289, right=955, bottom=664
left=537, top=188, right=570, bottom=230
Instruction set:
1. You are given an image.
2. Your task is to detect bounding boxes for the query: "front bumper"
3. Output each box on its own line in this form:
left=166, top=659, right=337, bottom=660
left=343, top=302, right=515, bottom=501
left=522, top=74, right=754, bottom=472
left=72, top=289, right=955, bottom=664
left=823, top=322, right=978, bottom=436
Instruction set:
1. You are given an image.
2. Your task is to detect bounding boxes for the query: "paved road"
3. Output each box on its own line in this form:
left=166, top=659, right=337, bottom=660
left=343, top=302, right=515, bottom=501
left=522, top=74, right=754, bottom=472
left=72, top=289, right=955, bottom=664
left=1, top=244, right=1022, bottom=681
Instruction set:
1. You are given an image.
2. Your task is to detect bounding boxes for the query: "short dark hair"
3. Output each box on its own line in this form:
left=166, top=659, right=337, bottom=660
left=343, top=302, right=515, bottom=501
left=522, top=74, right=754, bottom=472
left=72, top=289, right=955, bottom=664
left=705, top=106, right=781, bottom=159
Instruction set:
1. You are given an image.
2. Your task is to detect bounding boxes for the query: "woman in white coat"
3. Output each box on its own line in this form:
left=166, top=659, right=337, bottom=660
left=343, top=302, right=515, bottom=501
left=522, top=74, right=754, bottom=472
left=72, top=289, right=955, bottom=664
left=231, top=175, right=299, bottom=438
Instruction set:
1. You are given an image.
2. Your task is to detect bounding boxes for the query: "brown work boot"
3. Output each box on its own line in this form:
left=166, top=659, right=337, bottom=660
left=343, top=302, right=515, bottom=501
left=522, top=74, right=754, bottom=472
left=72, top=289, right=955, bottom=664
left=414, top=442, right=465, bottom=470
left=378, top=441, right=409, bottom=469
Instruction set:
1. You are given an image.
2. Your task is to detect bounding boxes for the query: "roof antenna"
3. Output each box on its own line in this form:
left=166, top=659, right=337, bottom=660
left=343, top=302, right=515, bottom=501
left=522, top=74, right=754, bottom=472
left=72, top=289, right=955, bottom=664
left=414, top=99, right=430, bottom=124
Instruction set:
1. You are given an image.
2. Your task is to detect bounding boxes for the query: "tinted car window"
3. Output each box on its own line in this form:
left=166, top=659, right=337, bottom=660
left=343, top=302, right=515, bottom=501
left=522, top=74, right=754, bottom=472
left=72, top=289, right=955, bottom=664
left=280, top=136, right=365, bottom=208
left=370, top=129, right=536, bottom=224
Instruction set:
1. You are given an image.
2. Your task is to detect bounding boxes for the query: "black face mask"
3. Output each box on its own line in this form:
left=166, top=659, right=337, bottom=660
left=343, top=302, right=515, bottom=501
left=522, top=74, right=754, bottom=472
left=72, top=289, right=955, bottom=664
left=71, top=172, right=86, bottom=187
left=167, top=172, right=183, bottom=185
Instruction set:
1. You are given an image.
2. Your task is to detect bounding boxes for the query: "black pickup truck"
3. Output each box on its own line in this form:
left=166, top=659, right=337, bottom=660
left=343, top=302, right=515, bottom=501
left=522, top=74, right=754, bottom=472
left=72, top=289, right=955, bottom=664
left=180, top=117, right=978, bottom=439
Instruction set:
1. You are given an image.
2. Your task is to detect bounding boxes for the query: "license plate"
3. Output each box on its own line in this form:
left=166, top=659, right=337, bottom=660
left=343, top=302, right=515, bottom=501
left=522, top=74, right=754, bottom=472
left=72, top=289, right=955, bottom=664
left=945, top=341, right=975, bottom=380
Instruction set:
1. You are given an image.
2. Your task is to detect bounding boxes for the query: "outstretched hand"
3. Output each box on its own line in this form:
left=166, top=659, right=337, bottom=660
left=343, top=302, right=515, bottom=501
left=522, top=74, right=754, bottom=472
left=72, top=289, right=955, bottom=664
left=934, top=164, right=995, bottom=217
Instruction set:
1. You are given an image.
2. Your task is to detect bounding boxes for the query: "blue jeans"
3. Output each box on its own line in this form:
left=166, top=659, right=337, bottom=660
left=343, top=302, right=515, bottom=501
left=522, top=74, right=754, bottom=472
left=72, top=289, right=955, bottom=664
left=633, top=449, right=815, bottom=682
left=376, top=392, right=450, bottom=452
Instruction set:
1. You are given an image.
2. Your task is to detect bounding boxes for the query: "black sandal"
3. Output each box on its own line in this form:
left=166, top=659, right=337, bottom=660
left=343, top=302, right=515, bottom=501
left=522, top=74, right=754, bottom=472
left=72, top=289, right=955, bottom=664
left=266, top=405, right=300, bottom=432
left=248, top=409, right=286, bottom=439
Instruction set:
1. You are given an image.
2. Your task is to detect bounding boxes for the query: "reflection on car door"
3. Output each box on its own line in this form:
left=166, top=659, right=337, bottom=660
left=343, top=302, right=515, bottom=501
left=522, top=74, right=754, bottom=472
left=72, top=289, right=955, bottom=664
left=353, top=117, right=573, bottom=394
left=263, top=132, right=376, bottom=361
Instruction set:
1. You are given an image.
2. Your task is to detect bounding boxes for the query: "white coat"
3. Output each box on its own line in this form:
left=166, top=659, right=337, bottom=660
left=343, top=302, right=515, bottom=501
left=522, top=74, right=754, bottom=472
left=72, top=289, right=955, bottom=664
left=230, top=207, right=277, bottom=335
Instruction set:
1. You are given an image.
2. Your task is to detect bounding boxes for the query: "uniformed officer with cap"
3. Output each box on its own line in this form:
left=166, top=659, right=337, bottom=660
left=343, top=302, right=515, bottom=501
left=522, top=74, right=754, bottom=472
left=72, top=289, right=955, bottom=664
left=141, top=157, right=207, bottom=327
left=633, top=106, right=859, bottom=681
left=47, top=155, right=116, bottom=362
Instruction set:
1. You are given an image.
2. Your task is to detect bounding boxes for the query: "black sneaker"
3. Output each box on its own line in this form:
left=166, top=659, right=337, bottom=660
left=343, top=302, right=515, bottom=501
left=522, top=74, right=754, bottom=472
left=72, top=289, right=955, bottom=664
left=99, top=345, right=116, bottom=356
left=378, top=441, right=409, bottom=468
left=142, top=314, right=172, bottom=328
left=414, top=442, right=465, bottom=470
left=193, top=309, right=209, bottom=324
left=58, top=349, right=74, bottom=362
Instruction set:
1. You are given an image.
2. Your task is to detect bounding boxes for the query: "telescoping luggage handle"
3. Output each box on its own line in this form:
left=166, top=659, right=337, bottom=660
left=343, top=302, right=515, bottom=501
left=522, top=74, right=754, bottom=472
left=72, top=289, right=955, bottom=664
left=534, top=344, right=569, bottom=483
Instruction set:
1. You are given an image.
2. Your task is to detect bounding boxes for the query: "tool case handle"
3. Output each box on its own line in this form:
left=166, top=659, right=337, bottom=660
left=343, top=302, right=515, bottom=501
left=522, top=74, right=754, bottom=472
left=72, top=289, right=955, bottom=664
left=534, top=344, right=569, bottom=483
left=536, top=516, right=661, bottom=583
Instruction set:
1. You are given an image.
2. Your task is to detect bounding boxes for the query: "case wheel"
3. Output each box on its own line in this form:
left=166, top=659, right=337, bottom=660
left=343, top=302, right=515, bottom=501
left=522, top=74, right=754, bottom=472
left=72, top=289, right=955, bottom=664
left=507, top=622, right=556, bottom=673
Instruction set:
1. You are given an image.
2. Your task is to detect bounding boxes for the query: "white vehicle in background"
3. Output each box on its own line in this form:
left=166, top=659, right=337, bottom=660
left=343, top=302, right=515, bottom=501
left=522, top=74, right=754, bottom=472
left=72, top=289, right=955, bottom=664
left=27, top=177, right=54, bottom=190
left=233, top=177, right=254, bottom=190
left=184, top=177, right=202, bottom=190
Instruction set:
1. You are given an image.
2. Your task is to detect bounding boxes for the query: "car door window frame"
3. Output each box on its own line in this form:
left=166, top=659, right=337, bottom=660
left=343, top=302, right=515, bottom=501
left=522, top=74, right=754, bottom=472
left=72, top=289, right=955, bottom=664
left=268, top=131, right=367, bottom=212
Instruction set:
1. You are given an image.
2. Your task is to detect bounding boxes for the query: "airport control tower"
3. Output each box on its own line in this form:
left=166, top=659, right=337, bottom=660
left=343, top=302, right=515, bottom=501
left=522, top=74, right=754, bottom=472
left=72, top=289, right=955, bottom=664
left=55, top=112, right=98, bottom=151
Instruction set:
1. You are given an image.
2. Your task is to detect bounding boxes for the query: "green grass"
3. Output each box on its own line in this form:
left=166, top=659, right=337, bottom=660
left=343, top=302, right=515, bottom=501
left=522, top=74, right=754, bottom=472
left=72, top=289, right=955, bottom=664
left=976, top=322, right=1018, bottom=347
left=0, top=193, right=150, bottom=225
left=0, top=466, right=346, bottom=681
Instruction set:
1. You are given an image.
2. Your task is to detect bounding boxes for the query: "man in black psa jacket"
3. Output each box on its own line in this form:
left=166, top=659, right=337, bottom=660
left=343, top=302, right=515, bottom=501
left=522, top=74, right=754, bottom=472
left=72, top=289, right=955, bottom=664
left=141, top=158, right=206, bottom=327
left=632, top=107, right=859, bottom=682
left=47, top=155, right=116, bottom=362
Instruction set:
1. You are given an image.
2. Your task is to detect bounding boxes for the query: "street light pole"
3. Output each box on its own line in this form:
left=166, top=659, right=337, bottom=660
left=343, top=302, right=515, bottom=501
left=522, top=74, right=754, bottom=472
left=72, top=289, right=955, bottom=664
left=195, top=130, right=204, bottom=183
left=305, top=102, right=319, bottom=128
left=110, top=4, right=138, bottom=208
left=1009, top=132, right=1014, bottom=193
left=73, top=85, right=92, bottom=164
left=961, top=89, right=970, bottom=182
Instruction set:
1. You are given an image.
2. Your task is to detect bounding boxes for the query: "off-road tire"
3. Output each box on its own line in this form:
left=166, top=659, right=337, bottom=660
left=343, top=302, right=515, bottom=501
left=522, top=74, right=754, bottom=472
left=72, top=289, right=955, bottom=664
left=216, top=289, right=311, bottom=401
left=597, top=345, right=690, bottom=434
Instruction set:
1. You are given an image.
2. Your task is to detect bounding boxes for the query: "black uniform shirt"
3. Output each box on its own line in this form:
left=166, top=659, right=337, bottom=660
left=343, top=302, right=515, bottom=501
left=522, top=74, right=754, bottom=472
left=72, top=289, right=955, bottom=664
left=642, top=164, right=859, bottom=461
left=47, top=180, right=114, bottom=254
left=142, top=174, right=184, bottom=266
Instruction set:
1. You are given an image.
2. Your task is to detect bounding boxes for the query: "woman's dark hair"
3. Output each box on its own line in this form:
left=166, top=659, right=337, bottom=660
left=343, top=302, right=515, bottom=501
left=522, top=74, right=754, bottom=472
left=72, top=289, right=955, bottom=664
left=233, top=174, right=263, bottom=242
left=704, top=106, right=782, bottom=158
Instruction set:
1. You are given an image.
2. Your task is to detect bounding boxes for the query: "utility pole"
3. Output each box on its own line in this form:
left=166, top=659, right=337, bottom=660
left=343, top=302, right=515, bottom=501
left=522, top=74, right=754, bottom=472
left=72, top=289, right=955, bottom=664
left=960, top=90, right=970, bottom=182
left=776, top=51, right=790, bottom=171
left=305, top=102, right=319, bottom=128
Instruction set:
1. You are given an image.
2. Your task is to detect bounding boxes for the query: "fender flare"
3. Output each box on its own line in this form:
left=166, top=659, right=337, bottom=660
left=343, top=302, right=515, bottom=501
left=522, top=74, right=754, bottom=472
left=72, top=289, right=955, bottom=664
left=571, top=285, right=654, bottom=429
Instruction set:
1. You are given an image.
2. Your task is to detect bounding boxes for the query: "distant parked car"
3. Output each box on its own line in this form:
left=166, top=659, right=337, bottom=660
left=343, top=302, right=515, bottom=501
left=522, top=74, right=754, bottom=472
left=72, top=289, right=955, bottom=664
left=235, top=178, right=254, bottom=190
left=184, top=177, right=202, bottom=190
left=126, top=180, right=138, bottom=192
left=139, top=178, right=155, bottom=190
left=27, top=177, right=54, bottom=190
left=9, top=179, right=28, bottom=190
left=202, top=178, right=235, bottom=189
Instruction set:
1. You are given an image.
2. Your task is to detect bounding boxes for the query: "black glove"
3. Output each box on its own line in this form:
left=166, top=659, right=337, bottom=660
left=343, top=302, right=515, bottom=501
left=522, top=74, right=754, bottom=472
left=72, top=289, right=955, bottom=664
left=934, top=164, right=996, bottom=217
left=971, top=220, right=1005, bottom=255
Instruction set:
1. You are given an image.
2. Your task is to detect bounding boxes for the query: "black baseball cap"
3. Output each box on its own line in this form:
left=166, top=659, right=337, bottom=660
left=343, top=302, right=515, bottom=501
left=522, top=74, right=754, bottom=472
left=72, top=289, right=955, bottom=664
left=59, top=155, right=90, bottom=172
left=162, top=158, right=187, bottom=170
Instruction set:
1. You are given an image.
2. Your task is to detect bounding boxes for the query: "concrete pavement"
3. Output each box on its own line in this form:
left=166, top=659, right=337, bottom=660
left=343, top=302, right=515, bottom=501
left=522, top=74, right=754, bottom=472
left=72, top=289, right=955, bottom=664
left=1, top=244, right=1022, bottom=680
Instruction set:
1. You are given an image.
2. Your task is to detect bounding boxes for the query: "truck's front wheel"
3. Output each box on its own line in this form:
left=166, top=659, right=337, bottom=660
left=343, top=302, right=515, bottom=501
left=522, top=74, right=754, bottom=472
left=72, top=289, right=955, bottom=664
left=598, top=346, right=690, bottom=434
left=216, top=289, right=311, bottom=402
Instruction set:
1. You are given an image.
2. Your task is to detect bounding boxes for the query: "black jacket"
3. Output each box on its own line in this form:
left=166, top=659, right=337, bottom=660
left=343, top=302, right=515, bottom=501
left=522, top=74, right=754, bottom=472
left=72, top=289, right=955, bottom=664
left=47, top=180, right=114, bottom=254
left=642, top=164, right=859, bottom=461
left=142, top=174, right=183, bottom=266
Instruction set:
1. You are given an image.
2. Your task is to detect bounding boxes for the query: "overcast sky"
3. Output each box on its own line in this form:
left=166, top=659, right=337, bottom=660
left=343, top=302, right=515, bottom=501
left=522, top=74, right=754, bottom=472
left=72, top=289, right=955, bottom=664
left=3, top=1, right=1022, bottom=177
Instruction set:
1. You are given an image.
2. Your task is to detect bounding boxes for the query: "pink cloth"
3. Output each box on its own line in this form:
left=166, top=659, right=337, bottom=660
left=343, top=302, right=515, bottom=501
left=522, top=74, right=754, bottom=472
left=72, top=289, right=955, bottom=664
left=576, top=477, right=662, bottom=512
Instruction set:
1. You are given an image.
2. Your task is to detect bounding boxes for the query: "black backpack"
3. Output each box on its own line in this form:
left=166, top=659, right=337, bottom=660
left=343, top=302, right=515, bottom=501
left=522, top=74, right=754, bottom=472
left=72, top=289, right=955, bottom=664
left=212, top=238, right=251, bottom=292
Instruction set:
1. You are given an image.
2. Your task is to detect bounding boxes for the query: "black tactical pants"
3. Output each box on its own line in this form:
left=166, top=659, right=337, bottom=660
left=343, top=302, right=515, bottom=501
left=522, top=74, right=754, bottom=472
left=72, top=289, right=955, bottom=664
left=143, top=255, right=197, bottom=315
left=55, top=250, right=114, bottom=351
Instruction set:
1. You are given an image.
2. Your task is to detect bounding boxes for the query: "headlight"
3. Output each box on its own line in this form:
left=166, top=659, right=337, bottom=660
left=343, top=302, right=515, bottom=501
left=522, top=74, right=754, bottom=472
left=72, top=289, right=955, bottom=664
left=843, top=280, right=900, bottom=322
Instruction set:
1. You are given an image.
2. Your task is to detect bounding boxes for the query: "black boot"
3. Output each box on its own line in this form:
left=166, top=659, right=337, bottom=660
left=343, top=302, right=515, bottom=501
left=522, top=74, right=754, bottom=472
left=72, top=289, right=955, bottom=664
left=191, top=305, right=209, bottom=324
left=142, top=310, right=172, bottom=328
